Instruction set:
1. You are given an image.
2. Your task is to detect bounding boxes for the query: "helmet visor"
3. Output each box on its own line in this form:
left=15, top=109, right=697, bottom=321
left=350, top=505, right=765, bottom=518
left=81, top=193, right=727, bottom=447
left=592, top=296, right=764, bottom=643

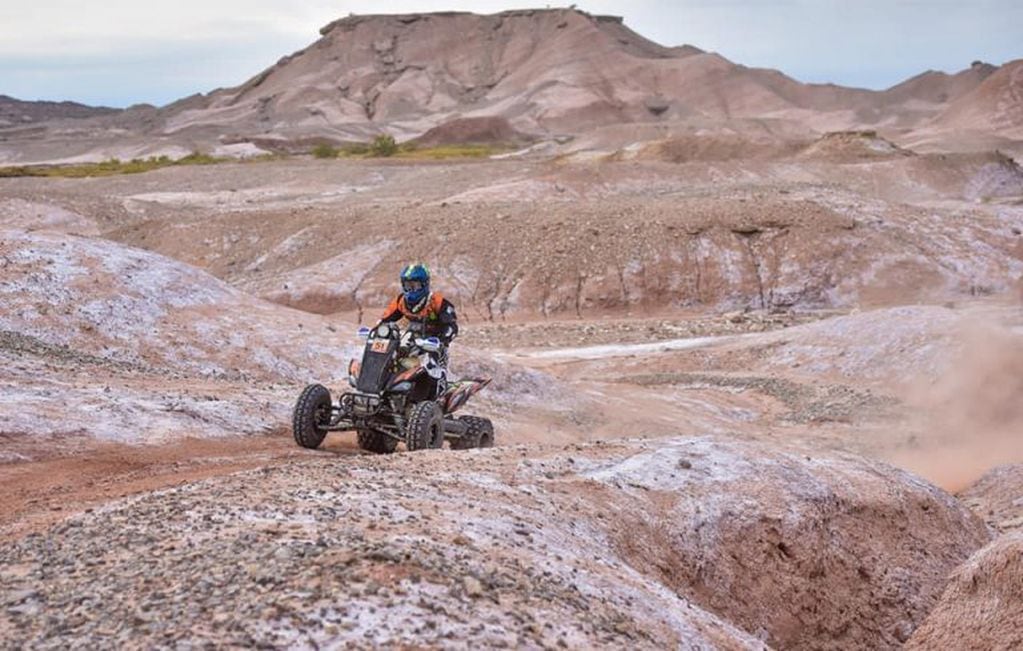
left=402, top=279, right=425, bottom=292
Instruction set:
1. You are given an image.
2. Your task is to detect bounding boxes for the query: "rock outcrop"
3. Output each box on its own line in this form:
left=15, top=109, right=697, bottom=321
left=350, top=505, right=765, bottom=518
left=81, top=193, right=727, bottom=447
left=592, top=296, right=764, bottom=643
left=411, top=116, right=531, bottom=146
left=219, top=194, right=1020, bottom=318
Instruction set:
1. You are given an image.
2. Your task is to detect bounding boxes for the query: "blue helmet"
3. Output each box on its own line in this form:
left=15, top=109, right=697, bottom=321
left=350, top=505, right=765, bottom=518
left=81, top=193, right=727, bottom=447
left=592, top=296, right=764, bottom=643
left=400, top=263, right=431, bottom=308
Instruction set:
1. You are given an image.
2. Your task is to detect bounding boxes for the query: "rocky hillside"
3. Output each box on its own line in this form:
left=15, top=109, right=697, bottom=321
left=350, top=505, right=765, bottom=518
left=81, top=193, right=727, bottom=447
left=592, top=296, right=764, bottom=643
left=3, top=141, right=1019, bottom=320
left=95, top=162, right=1022, bottom=318
left=931, top=59, right=1023, bottom=138
left=2, top=9, right=1017, bottom=164
left=960, top=464, right=1023, bottom=533
left=0, top=228, right=345, bottom=381
left=0, top=227, right=347, bottom=445
left=158, top=9, right=997, bottom=144
left=0, top=435, right=991, bottom=649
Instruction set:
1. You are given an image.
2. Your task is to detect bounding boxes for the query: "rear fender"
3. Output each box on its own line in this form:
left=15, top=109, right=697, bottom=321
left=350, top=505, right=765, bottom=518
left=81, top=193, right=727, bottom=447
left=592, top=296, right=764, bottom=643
left=388, top=366, right=425, bottom=390
left=441, top=377, right=492, bottom=414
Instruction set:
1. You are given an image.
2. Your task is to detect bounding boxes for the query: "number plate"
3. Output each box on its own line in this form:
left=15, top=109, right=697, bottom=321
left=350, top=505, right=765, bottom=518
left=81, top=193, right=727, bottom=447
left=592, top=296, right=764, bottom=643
left=371, top=340, right=389, bottom=353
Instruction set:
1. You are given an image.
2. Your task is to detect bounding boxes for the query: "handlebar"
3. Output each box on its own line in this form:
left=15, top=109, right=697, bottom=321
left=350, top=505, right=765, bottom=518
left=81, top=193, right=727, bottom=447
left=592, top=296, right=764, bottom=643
left=357, top=326, right=440, bottom=353
left=415, top=336, right=441, bottom=353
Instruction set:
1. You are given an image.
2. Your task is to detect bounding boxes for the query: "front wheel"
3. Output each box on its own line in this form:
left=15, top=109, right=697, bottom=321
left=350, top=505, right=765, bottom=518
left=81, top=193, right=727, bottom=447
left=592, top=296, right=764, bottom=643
left=293, top=384, right=332, bottom=449
left=405, top=401, right=444, bottom=451
left=357, top=428, right=398, bottom=454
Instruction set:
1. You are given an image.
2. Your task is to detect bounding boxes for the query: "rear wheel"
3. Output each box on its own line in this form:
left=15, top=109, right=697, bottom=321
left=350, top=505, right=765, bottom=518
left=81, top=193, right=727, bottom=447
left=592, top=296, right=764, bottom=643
left=293, top=384, right=332, bottom=449
left=405, top=401, right=444, bottom=451
left=477, top=417, right=495, bottom=448
left=451, top=415, right=495, bottom=450
left=357, top=428, right=398, bottom=454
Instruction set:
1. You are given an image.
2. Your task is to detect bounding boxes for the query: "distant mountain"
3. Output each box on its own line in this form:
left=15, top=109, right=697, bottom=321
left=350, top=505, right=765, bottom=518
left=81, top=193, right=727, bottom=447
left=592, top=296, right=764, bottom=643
left=154, top=9, right=997, bottom=144
left=1, top=8, right=1016, bottom=162
left=0, top=95, right=119, bottom=127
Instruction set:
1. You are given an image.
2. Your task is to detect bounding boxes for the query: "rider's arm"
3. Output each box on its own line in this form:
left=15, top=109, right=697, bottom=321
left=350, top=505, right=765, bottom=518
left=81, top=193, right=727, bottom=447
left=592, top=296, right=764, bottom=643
left=378, top=295, right=403, bottom=325
left=437, top=298, right=458, bottom=344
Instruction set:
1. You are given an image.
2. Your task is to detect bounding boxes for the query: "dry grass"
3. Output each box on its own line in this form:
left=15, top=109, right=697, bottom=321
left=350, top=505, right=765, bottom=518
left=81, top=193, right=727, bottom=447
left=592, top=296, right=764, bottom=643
left=394, top=143, right=508, bottom=160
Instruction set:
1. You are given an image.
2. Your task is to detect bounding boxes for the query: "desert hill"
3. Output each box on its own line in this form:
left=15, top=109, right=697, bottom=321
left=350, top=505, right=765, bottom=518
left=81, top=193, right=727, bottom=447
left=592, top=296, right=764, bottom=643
left=931, top=58, right=1023, bottom=137
left=883, top=61, right=998, bottom=105
left=2, top=8, right=1018, bottom=165
left=160, top=9, right=996, bottom=142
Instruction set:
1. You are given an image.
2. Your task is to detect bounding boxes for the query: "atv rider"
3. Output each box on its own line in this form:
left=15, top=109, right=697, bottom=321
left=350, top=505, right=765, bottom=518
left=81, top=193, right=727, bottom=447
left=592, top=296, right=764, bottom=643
left=376, top=263, right=458, bottom=395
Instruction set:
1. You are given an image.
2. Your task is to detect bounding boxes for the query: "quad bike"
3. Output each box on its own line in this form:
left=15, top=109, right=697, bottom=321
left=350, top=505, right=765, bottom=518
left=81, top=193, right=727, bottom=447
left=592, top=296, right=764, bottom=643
left=292, top=322, right=494, bottom=453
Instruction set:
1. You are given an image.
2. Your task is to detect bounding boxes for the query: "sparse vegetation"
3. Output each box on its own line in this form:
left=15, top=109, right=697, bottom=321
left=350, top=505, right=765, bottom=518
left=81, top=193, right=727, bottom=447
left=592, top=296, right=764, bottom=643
left=311, top=143, right=339, bottom=159
left=330, top=139, right=506, bottom=160
left=340, top=143, right=370, bottom=156
left=0, top=151, right=229, bottom=178
left=0, top=142, right=512, bottom=177
left=395, top=143, right=507, bottom=160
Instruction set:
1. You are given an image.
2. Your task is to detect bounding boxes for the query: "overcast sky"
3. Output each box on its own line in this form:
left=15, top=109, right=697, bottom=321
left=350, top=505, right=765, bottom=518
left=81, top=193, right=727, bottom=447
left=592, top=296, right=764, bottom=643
left=2, top=1, right=1020, bottom=108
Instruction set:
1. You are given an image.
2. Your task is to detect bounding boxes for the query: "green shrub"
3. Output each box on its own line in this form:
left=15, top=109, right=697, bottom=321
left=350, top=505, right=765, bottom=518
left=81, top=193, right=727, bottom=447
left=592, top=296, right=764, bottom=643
left=370, top=134, right=398, bottom=157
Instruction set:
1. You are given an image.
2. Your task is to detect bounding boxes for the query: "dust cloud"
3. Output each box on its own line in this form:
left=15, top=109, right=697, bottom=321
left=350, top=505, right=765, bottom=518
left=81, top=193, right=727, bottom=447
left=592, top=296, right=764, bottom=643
left=890, top=322, right=1023, bottom=492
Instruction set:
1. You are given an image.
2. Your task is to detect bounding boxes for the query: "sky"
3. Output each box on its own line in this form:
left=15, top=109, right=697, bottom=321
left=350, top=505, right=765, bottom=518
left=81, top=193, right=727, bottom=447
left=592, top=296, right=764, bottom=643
left=1, top=1, right=1020, bottom=108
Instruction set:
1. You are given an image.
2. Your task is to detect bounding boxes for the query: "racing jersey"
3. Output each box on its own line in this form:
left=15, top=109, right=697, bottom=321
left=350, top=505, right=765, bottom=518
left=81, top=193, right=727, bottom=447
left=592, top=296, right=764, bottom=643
left=379, top=292, right=459, bottom=344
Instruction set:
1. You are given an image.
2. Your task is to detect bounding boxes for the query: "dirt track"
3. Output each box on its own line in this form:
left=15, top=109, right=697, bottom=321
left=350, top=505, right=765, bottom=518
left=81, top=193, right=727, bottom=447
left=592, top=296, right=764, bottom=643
left=0, top=433, right=342, bottom=541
